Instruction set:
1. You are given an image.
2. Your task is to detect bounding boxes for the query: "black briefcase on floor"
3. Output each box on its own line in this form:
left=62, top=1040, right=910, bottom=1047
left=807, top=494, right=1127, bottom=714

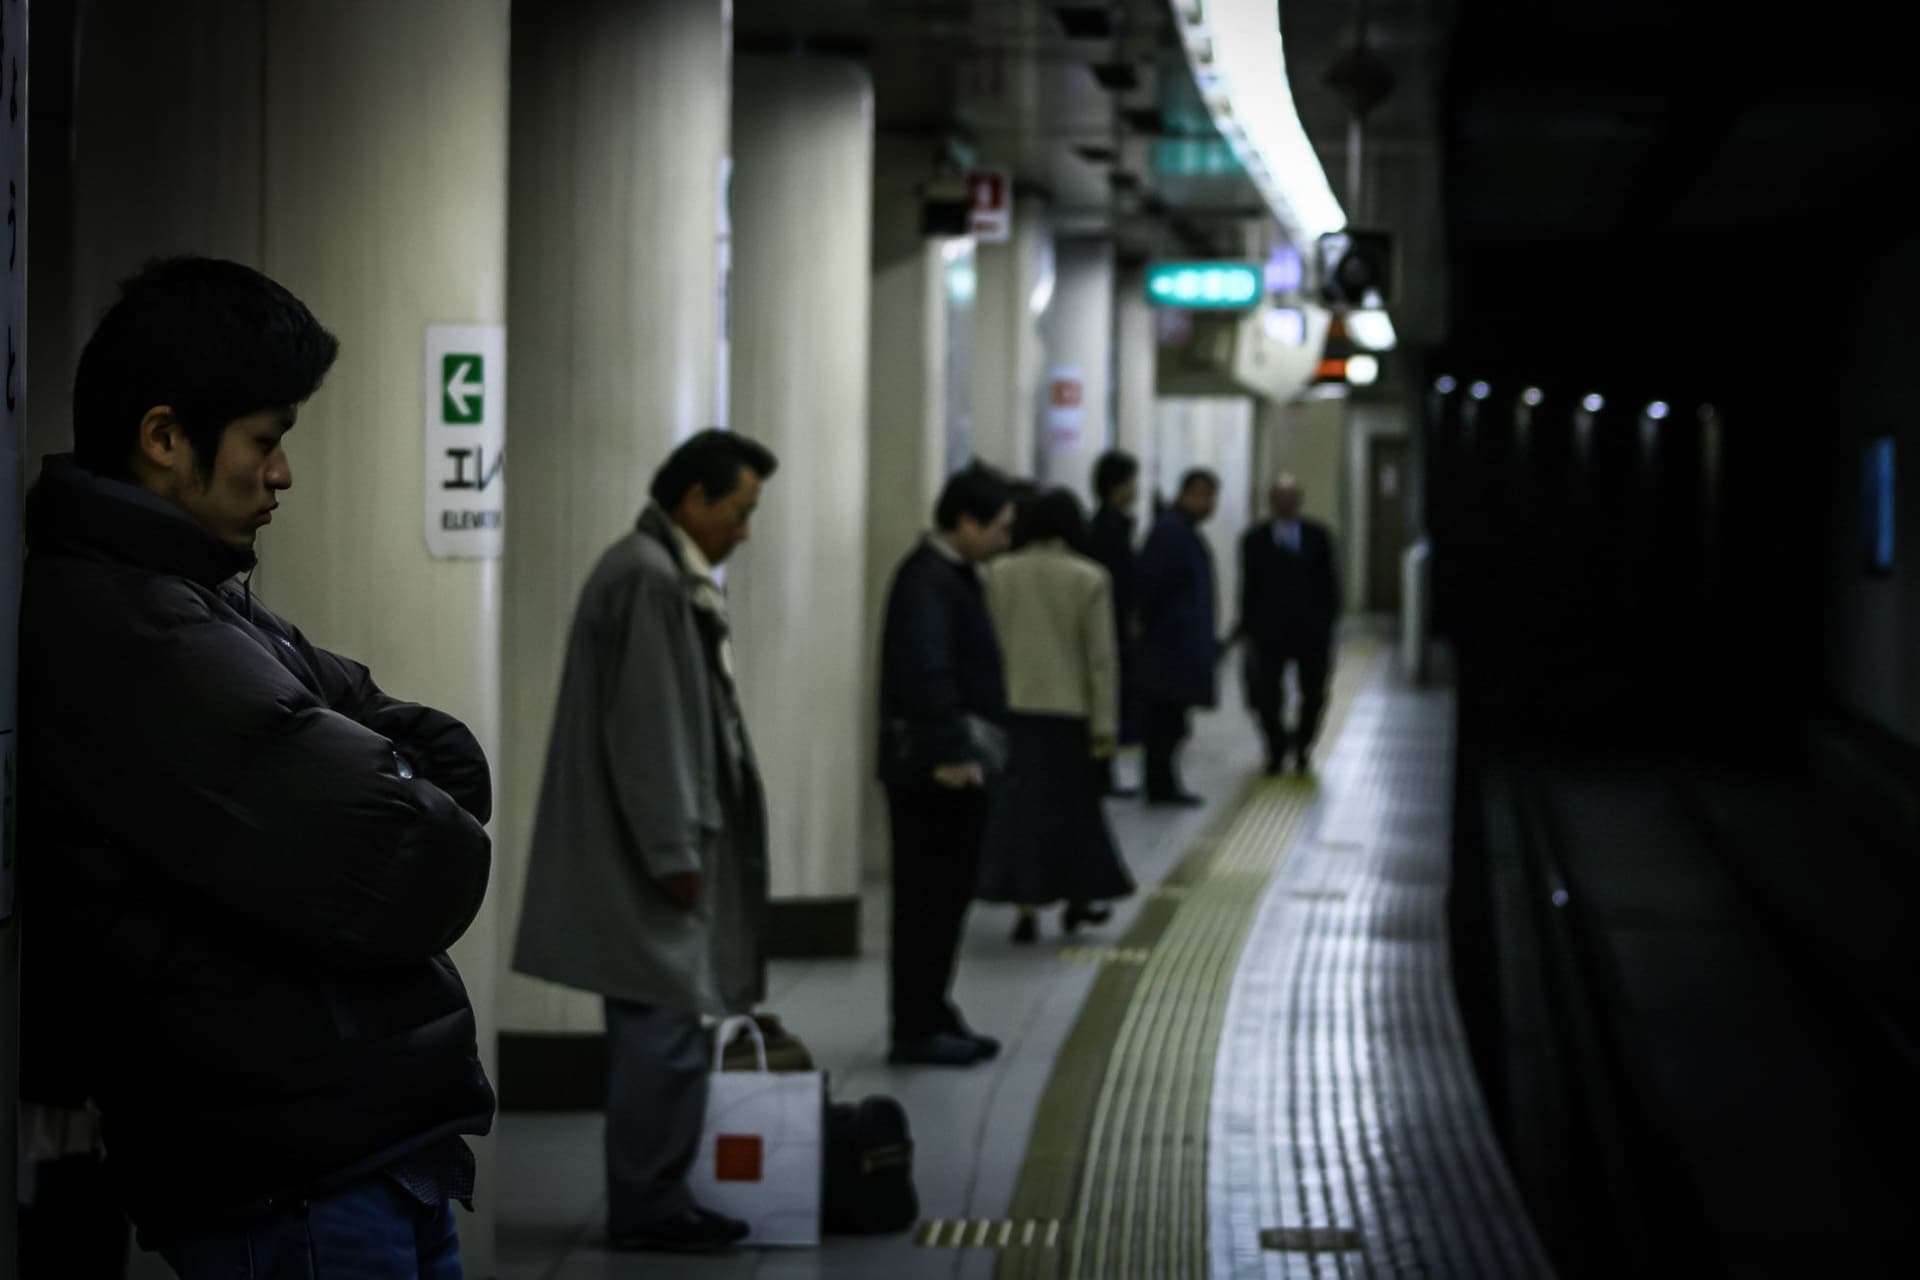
left=822, top=1095, right=918, bottom=1234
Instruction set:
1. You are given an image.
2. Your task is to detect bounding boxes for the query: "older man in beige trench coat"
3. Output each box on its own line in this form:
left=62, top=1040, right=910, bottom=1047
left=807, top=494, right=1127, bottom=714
left=514, top=429, right=777, bottom=1255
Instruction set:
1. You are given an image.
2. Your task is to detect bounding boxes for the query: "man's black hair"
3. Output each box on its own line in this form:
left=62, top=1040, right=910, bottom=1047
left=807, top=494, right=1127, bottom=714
left=72, top=256, right=340, bottom=479
left=1013, top=486, right=1091, bottom=553
left=934, top=461, right=1015, bottom=532
left=650, top=428, right=780, bottom=510
left=1179, top=467, right=1222, bottom=496
left=1092, top=450, right=1140, bottom=504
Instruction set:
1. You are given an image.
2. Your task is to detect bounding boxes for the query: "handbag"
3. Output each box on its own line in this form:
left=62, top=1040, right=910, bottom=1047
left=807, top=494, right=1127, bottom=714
left=879, top=713, right=1009, bottom=784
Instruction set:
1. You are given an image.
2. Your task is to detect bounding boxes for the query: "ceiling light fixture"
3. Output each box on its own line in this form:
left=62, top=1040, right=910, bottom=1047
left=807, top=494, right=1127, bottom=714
left=1174, top=1, right=1346, bottom=242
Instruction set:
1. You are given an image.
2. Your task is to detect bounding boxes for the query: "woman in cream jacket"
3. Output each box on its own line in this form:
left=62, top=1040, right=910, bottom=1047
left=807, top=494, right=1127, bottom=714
left=977, top=488, right=1135, bottom=942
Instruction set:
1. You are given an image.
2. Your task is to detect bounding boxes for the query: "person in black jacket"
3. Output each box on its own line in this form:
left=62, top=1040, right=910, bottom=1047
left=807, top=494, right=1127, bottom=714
left=1087, top=450, right=1143, bottom=796
left=1238, top=472, right=1342, bottom=774
left=877, top=463, right=1015, bottom=1067
left=18, top=257, right=495, bottom=1277
left=1135, top=469, right=1222, bottom=806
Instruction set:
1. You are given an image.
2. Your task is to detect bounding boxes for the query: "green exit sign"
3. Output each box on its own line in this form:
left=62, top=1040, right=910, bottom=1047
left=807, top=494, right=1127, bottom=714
left=1146, top=261, right=1262, bottom=310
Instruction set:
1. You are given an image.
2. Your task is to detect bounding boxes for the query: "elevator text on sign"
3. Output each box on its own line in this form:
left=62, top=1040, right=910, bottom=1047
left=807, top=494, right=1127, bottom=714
left=425, top=325, right=506, bottom=559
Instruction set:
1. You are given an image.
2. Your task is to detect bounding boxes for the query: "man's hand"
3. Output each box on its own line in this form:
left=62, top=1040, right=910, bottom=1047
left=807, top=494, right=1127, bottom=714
left=932, top=762, right=986, bottom=789
left=657, top=871, right=703, bottom=911
left=1091, top=734, right=1119, bottom=761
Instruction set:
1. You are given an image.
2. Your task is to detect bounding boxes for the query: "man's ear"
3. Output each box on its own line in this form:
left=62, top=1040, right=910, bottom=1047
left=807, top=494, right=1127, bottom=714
left=134, top=406, right=187, bottom=472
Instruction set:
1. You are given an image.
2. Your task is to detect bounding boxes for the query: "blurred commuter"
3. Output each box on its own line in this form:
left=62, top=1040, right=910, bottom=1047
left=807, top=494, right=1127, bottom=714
left=19, top=257, right=494, bottom=1277
left=1239, top=472, right=1341, bottom=774
left=1088, top=450, right=1144, bottom=796
left=1136, top=469, right=1223, bottom=806
left=514, top=429, right=776, bottom=1254
left=978, top=488, right=1135, bottom=943
left=877, top=463, right=1016, bottom=1066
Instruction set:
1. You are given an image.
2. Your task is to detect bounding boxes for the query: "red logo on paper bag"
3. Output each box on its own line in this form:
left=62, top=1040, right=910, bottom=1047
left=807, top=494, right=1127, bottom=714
left=715, top=1135, right=764, bottom=1182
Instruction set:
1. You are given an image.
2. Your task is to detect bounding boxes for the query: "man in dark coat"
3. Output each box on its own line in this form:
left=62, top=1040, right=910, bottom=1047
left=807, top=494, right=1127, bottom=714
left=19, top=257, right=495, bottom=1275
left=1135, top=468, right=1222, bottom=806
left=1087, top=450, right=1142, bottom=796
left=877, top=463, right=1015, bottom=1067
left=515, top=429, right=777, bottom=1254
left=1239, top=472, right=1342, bottom=774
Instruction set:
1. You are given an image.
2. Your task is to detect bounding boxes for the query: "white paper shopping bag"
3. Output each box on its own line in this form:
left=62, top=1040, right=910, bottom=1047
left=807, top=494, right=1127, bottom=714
left=686, top=1015, right=825, bottom=1246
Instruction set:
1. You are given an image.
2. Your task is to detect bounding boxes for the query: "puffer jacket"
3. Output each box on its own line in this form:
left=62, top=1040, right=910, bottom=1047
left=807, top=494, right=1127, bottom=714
left=17, top=455, right=496, bottom=1240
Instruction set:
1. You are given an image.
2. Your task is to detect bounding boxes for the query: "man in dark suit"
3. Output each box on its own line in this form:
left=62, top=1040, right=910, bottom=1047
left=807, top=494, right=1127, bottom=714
left=1087, top=450, right=1142, bottom=796
left=877, top=464, right=1016, bottom=1067
left=1239, top=472, right=1341, bottom=774
left=1136, top=469, right=1222, bottom=806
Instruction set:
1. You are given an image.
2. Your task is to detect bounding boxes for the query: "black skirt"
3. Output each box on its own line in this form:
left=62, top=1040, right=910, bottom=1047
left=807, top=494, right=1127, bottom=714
left=976, top=713, right=1135, bottom=907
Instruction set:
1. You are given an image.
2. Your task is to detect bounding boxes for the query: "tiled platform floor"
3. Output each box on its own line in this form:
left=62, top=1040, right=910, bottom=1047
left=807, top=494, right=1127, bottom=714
left=492, top=695, right=1263, bottom=1280
left=127, top=635, right=1541, bottom=1279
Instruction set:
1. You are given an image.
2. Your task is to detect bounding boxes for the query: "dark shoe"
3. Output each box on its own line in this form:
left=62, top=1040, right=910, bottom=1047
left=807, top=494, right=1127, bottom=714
left=611, top=1205, right=750, bottom=1253
left=1012, top=913, right=1039, bottom=945
left=1293, top=749, right=1315, bottom=775
left=1146, top=791, right=1205, bottom=808
left=950, top=1015, right=1002, bottom=1061
left=1264, top=759, right=1285, bottom=777
left=889, top=1032, right=985, bottom=1067
left=1062, top=902, right=1112, bottom=934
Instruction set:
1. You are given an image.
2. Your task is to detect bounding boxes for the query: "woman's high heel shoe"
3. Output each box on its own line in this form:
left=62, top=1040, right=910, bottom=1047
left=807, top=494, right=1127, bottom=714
left=1062, top=902, right=1112, bottom=934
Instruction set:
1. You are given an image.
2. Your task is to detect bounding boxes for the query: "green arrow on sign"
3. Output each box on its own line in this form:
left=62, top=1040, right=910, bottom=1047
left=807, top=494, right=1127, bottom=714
left=442, top=354, right=484, bottom=424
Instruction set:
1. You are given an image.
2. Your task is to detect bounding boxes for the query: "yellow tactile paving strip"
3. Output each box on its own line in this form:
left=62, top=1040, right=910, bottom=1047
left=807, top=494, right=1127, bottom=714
left=996, top=639, right=1382, bottom=1280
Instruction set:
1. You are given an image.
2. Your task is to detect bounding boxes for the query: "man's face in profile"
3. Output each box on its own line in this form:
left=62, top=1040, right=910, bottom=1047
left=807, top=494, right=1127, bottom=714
left=677, top=466, right=764, bottom=566
left=159, top=407, right=296, bottom=550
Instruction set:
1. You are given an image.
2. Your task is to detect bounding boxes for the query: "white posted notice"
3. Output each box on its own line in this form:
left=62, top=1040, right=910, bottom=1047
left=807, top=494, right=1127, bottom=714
left=424, top=324, right=506, bottom=559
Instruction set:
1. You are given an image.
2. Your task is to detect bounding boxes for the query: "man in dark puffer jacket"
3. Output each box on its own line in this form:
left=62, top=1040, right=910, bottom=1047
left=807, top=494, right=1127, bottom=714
left=19, top=257, right=496, bottom=1276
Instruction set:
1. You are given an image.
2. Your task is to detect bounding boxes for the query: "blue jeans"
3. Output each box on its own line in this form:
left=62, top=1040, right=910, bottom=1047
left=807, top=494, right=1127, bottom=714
left=160, top=1178, right=462, bottom=1279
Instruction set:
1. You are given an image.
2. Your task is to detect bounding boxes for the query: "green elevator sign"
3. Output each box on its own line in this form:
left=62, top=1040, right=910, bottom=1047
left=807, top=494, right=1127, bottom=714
left=442, top=353, right=485, bottom=424
left=1145, top=261, right=1262, bottom=310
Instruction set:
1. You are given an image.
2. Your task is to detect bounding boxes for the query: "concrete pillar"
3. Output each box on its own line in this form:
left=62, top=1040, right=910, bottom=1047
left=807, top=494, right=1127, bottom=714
left=1039, top=238, right=1115, bottom=504
left=726, top=55, right=873, bottom=911
left=70, top=2, right=511, bottom=1268
left=1113, top=263, right=1158, bottom=517
left=862, top=137, right=955, bottom=878
left=500, top=0, right=729, bottom=1037
left=971, top=194, right=1052, bottom=477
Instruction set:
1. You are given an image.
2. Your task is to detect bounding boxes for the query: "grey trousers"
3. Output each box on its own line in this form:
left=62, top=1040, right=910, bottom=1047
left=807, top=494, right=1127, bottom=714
left=604, top=998, right=709, bottom=1235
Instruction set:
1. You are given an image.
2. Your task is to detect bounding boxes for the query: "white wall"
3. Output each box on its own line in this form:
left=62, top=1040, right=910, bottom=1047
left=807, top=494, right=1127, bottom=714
left=1113, top=263, right=1158, bottom=524
left=971, top=195, right=1051, bottom=478
left=500, top=0, right=728, bottom=1037
left=863, top=137, right=954, bottom=878
left=1038, top=238, right=1114, bottom=504
left=727, top=55, right=874, bottom=902
left=71, top=3, right=513, bottom=1266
